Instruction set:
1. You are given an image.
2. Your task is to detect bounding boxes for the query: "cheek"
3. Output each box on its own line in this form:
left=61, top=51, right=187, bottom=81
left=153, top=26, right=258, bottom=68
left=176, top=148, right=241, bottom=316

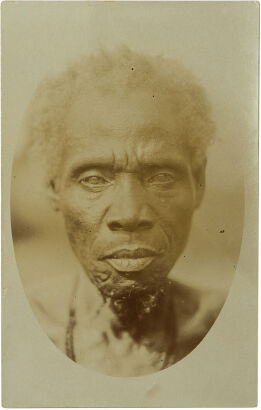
left=150, top=185, right=195, bottom=238
left=59, top=189, right=106, bottom=250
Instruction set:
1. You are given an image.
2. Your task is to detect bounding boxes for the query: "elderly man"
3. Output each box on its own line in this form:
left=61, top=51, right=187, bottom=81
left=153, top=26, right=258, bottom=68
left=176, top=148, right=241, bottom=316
left=25, top=47, right=223, bottom=376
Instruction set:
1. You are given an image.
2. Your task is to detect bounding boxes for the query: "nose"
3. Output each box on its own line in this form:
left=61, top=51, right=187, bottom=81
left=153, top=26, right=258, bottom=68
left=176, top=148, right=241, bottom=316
left=106, top=175, right=154, bottom=232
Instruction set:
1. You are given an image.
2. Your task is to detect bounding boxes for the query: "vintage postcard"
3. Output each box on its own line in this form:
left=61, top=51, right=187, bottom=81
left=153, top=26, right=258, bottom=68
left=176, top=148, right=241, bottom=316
left=2, top=1, right=258, bottom=407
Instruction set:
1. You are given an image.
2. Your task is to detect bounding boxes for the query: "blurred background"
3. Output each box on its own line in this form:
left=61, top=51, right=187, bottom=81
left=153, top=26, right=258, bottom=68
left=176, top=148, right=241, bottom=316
left=5, top=2, right=258, bottom=293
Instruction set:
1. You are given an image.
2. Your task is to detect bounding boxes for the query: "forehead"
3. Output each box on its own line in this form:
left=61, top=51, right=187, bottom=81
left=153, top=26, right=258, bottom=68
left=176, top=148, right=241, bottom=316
left=65, top=88, right=183, bottom=139
left=61, top=89, right=190, bottom=170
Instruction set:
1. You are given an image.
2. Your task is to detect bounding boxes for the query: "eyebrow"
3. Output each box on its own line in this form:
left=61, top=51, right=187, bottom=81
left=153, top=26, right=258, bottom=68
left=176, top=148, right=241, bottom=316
left=68, top=157, right=115, bottom=179
left=142, top=157, right=187, bottom=170
left=68, top=156, right=187, bottom=179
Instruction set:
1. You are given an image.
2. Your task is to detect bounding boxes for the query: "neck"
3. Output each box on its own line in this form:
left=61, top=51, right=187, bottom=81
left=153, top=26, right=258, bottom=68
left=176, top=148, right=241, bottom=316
left=103, top=279, right=175, bottom=346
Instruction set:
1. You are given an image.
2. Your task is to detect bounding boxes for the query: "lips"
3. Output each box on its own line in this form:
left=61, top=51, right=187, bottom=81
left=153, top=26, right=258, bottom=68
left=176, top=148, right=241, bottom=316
left=107, top=257, right=154, bottom=272
left=102, top=247, right=159, bottom=273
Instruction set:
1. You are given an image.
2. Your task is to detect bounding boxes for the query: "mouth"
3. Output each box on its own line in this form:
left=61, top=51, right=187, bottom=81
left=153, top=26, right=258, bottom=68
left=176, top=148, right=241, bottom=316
left=102, top=247, right=160, bottom=273
left=106, top=257, right=154, bottom=272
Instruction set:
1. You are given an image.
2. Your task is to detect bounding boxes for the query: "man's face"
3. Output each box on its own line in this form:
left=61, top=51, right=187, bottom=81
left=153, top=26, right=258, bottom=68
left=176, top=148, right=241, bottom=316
left=52, top=90, right=204, bottom=299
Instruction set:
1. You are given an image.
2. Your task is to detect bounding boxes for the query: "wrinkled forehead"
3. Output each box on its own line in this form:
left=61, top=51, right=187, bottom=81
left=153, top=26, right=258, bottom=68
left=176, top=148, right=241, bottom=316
left=62, top=129, right=187, bottom=168
left=59, top=87, right=194, bottom=175
left=65, top=88, right=186, bottom=143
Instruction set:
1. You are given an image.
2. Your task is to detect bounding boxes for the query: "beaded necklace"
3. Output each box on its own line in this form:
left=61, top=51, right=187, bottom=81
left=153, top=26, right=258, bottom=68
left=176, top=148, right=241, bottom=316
left=65, top=308, right=77, bottom=362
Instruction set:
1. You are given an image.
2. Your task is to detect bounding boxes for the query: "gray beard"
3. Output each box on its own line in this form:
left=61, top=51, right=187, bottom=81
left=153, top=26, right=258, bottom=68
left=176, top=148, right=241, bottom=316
left=101, top=278, right=174, bottom=339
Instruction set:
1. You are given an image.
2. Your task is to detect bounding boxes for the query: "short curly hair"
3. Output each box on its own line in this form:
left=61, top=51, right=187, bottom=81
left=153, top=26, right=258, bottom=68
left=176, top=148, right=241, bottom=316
left=24, top=46, right=215, bottom=184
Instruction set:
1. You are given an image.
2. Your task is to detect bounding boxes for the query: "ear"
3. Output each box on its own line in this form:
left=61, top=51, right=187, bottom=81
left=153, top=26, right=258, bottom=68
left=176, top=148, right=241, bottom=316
left=193, top=158, right=206, bottom=209
left=47, top=179, right=61, bottom=212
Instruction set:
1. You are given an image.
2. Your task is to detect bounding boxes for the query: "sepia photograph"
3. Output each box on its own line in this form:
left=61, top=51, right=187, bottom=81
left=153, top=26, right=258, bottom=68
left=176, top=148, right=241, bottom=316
left=2, top=1, right=258, bottom=407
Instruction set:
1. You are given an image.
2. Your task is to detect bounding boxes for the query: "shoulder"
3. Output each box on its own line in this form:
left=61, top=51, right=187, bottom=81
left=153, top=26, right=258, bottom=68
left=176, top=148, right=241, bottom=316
left=24, top=273, right=78, bottom=349
left=170, top=281, right=226, bottom=357
left=173, top=281, right=226, bottom=319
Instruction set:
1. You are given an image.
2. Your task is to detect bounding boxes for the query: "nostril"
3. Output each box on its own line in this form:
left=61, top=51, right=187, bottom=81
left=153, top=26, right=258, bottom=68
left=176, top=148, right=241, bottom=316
left=107, top=219, right=153, bottom=232
left=108, top=221, right=124, bottom=231
left=137, top=220, right=153, bottom=230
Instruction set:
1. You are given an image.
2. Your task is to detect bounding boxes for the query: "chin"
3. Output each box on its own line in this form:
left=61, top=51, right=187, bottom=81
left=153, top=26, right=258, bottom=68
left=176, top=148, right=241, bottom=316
left=86, top=255, right=177, bottom=300
left=94, top=272, right=168, bottom=301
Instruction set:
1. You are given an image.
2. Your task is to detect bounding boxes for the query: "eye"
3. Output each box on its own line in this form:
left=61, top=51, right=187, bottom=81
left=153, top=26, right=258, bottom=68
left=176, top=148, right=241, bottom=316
left=147, top=173, right=175, bottom=184
left=79, top=175, right=111, bottom=189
